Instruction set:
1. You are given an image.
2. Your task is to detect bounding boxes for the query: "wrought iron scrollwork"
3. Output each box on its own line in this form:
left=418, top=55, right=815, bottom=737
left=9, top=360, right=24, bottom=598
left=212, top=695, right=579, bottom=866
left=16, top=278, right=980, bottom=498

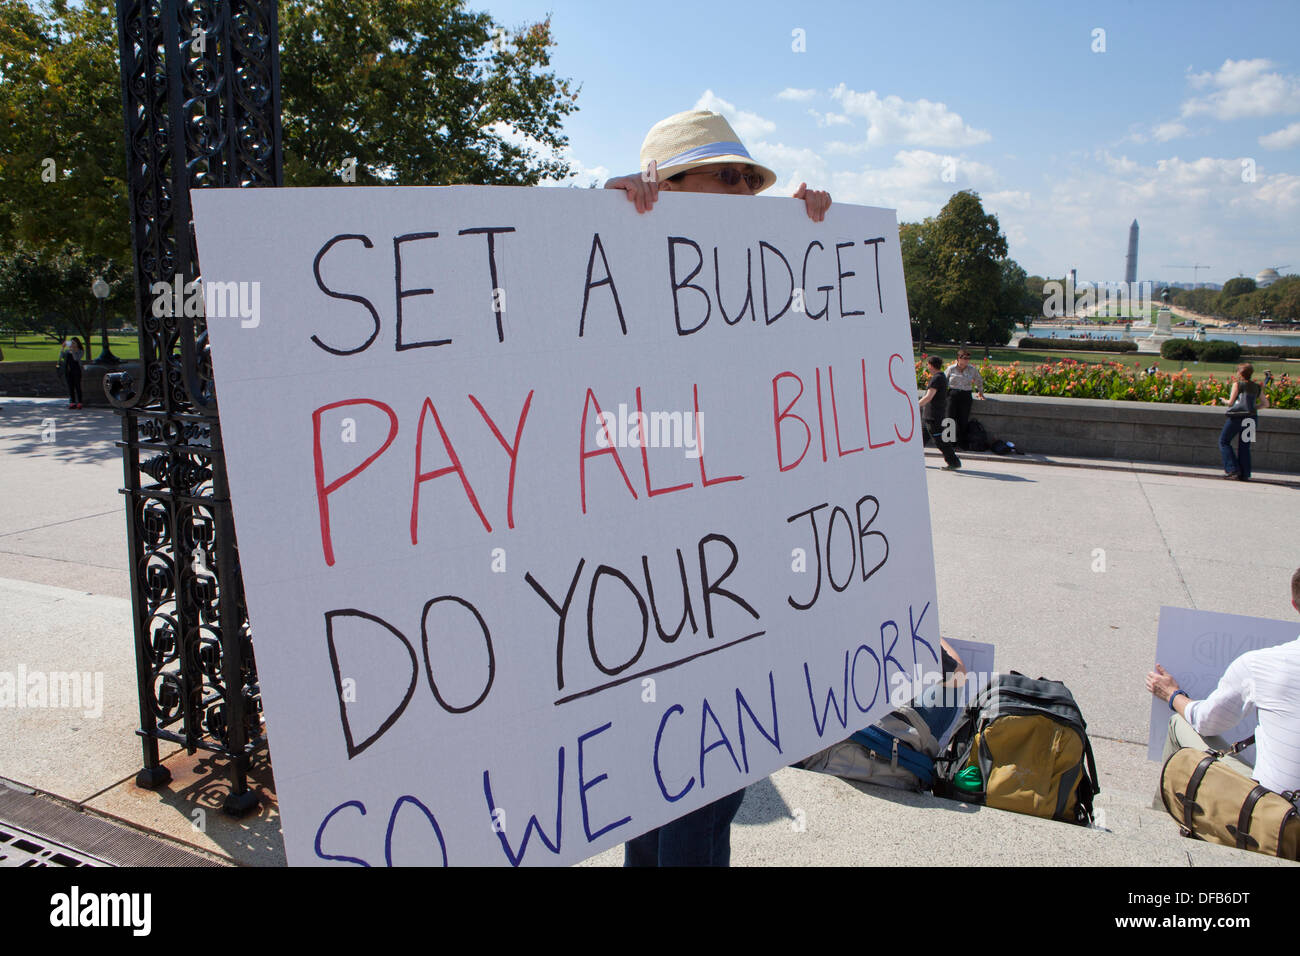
left=114, top=0, right=280, bottom=814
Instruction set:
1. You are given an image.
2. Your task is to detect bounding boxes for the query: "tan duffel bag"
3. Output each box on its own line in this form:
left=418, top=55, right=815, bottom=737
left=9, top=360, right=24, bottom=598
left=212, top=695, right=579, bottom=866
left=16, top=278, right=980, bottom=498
left=1160, top=737, right=1300, bottom=859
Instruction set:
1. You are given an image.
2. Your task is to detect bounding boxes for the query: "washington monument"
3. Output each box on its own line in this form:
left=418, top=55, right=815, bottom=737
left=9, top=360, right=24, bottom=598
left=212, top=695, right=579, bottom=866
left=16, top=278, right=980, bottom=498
left=1125, top=219, right=1139, bottom=284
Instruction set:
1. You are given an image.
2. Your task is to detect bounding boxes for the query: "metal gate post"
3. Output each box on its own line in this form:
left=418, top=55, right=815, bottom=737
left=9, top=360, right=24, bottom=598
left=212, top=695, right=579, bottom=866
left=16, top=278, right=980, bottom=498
left=111, top=0, right=282, bottom=814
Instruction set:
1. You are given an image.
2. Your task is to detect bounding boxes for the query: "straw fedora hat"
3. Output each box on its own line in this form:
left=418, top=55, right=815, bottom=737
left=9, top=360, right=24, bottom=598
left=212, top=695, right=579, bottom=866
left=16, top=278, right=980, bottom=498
left=640, top=110, right=777, bottom=193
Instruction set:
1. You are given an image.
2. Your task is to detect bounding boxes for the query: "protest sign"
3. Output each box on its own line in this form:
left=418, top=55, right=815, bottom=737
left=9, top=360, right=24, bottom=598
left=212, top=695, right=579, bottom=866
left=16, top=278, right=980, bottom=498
left=1147, top=606, right=1298, bottom=762
left=191, top=185, right=940, bottom=865
left=936, top=639, right=994, bottom=749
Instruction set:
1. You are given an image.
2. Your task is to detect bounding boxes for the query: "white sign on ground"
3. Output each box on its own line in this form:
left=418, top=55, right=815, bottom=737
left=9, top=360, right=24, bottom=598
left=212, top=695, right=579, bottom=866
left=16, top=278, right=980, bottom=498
left=944, top=639, right=994, bottom=684
left=191, top=186, right=940, bottom=866
left=1147, top=606, right=1298, bottom=762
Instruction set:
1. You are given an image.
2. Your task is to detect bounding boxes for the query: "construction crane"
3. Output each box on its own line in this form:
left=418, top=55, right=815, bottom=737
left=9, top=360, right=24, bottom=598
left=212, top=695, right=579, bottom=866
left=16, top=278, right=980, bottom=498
left=1162, top=264, right=1212, bottom=288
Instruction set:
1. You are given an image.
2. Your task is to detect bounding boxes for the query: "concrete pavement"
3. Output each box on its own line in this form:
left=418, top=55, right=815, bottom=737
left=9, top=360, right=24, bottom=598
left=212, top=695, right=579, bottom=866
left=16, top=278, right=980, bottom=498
left=1, top=396, right=1296, bottom=866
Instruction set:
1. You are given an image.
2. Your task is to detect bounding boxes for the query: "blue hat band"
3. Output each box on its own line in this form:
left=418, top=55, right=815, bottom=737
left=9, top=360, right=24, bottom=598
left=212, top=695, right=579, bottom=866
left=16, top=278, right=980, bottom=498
left=658, top=141, right=754, bottom=168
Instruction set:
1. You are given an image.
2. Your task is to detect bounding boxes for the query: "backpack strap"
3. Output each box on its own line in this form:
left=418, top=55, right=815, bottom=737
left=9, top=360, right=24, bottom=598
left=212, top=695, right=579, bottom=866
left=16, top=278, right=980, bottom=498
left=1226, top=786, right=1269, bottom=851
left=1077, top=735, right=1100, bottom=822
left=1278, top=806, right=1299, bottom=858
left=1176, top=753, right=1218, bottom=837
left=1225, top=735, right=1256, bottom=757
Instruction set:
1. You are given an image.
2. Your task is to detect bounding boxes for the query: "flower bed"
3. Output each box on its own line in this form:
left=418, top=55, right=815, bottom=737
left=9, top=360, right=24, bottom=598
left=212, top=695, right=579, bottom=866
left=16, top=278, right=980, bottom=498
left=915, top=357, right=1300, bottom=411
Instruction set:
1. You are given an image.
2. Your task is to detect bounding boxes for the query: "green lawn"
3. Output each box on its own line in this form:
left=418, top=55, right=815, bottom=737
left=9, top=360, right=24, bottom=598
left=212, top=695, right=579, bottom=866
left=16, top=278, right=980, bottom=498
left=0, top=332, right=140, bottom=363
left=918, top=344, right=1297, bottom=383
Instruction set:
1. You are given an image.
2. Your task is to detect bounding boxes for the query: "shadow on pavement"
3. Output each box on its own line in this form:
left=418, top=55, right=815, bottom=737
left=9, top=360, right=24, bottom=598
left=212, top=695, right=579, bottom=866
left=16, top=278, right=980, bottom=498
left=118, top=746, right=285, bottom=865
left=945, top=468, right=1034, bottom=482
left=0, top=403, right=121, bottom=466
left=735, top=774, right=795, bottom=827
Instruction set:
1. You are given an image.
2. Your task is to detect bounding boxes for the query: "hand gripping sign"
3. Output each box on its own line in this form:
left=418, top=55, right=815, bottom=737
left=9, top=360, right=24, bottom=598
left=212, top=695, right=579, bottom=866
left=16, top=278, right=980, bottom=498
left=192, top=185, right=941, bottom=866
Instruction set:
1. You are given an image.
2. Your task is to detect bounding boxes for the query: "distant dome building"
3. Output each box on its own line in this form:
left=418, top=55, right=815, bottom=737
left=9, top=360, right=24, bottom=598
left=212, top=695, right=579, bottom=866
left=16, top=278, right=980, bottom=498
left=1256, top=268, right=1280, bottom=288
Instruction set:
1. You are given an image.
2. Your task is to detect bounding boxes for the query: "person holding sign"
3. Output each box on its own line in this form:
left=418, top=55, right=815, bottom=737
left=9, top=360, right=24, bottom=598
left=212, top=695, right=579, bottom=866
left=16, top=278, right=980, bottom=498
left=604, top=109, right=830, bottom=866
left=603, top=109, right=831, bottom=222
left=1145, top=567, right=1300, bottom=795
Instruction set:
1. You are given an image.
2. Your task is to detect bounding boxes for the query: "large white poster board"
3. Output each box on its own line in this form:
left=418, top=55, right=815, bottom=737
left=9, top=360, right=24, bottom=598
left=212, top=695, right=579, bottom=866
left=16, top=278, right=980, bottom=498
left=1147, top=606, right=1298, bottom=762
left=192, top=186, right=940, bottom=865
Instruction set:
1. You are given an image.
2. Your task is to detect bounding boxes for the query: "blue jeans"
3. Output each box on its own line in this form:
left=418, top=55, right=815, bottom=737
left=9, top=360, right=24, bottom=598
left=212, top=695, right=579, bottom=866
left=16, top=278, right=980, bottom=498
left=1219, top=415, right=1256, bottom=478
left=623, top=788, right=746, bottom=867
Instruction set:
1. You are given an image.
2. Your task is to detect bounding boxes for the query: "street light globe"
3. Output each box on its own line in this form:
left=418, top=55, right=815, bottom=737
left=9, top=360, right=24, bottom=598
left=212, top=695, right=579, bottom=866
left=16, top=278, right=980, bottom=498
left=92, top=277, right=110, bottom=299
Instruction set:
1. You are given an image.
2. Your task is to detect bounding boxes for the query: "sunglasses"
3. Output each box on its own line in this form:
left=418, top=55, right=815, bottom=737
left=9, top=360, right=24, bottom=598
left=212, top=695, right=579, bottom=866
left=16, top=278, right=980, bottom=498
left=684, top=166, right=764, bottom=191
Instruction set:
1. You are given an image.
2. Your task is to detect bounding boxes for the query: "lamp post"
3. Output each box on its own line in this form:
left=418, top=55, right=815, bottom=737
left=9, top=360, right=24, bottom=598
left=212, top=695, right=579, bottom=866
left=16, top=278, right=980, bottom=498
left=92, top=277, right=119, bottom=366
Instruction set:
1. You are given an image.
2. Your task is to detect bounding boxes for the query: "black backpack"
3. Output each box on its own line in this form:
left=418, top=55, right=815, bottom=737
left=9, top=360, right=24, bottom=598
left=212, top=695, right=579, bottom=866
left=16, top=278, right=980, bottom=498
left=934, top=672, right=1100, bottom=825
left=964, top=419, right=990, bottom=452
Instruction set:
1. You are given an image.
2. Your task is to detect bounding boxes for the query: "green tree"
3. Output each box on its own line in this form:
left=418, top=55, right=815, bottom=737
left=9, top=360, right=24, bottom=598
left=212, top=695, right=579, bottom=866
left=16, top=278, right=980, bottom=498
left=279, top=0, right=579, bottom=186
left=900, top=219, right=938, bottom=349
left=995, top=259, right=1038, bottom=340
left=1273, top=278, right=1300, bottom=321
left=1022, top=274, right=1047, bottom=328
left=932, top=192, right=1008, bottom=344
left=0, top=1, right=128, bottom=262
left=0, top=243, right=133, bottom=352
left=1220, top=276, right=1256, bottom=300
left=0, top=0, right=581, bottom=351
left=1171, top=287, right=1218, bottom=315
left=901, top=191, right=1008, bottom=346
left=0, top=0, right=582, bottom=269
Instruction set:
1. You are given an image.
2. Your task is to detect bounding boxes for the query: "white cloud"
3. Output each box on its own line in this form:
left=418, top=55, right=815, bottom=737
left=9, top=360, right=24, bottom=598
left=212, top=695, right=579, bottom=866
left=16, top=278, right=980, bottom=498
left=808, top=109, right=852, bottom=128
left=824, top=139, right=869, bottom=156
left=693, top=90, right=776, bottom=142
left=984, top=190, right=1032, bottom=212
left=1151, top=121, right=1188, bottom=142
left=1023, top=152, right=1300, bottom=283
left=1102, top=152, right=1140, bottom=175
left=1181, top=59, right=1300, bottom=120
left=1260, top=121, right=1300, bottom=150
left=828, top=84, right=991, bottom=148
left=1243, top=171, right=1300, bottom=209
left=812, top=149, right=999, bottom=215
left=752, top=140, right=829, bottom=196
left=777, top=88, right=817, bottom=101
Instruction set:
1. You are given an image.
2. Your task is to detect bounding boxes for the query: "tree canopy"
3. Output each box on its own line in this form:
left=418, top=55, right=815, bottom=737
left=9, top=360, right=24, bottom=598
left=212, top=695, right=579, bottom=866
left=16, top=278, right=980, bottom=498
left=1170, top=276, right=1300, bottom=323
left=0, top=242, right=133, bottom=347
left=0, top=1, right=127, bottom=262
left=0, top=0, right=581, bottom=334
left=279, top=0, right=579, bottom=186
left=901, top=190, right=1013, bottom=346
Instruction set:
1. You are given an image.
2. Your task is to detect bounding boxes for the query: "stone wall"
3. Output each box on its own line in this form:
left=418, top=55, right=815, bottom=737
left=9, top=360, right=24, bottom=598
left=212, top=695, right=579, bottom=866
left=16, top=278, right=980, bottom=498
left=967, top=394, right=1300, bottom=473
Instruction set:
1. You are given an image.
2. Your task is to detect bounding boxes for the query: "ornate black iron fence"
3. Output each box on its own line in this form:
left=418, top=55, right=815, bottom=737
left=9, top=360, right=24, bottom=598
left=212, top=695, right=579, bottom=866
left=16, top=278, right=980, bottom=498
left=110, top=0, right=281, bottom=813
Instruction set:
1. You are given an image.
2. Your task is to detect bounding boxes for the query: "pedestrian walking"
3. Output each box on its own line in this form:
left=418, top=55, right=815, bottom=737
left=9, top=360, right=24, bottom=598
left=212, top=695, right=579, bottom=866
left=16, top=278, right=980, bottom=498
left=919, top=355, right=961, bottom=470
left=58, top=337, right=84, bottom=409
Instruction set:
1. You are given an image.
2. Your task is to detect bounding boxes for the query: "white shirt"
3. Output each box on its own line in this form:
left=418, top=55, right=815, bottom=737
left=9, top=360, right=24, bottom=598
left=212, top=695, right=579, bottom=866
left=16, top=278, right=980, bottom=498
left=945, top=363, right=983, bottom=393
left=1186, top=635, right=1300, bottom=794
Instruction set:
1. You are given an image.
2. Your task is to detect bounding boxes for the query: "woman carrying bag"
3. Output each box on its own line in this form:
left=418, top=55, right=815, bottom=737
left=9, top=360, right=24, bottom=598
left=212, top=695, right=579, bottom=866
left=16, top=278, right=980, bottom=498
left=1218, top=364, right=1267, bottom=480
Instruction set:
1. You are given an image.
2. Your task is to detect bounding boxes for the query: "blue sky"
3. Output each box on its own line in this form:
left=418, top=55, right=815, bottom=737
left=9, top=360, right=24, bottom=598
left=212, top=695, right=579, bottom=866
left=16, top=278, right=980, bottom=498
left=478, top=0, right=1299, bottom=287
